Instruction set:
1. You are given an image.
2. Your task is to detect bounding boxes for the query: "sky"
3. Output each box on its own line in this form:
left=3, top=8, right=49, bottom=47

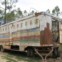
left=0, top=0, right=62, bottom=13
left=15, top=0, right=62, bottom=13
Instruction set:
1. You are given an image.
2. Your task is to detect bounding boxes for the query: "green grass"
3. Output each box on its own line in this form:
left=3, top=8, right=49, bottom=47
left=2, top=54, right=17, bottom=62
left=59, top=44, right=62, bottom=52
left=15, top=56, right=40, bottom=62
left=2, top=52, right=40, bottom=62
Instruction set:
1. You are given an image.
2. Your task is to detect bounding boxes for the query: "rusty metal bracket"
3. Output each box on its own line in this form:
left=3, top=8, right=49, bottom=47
left=34, top=47, right=53, bottom=62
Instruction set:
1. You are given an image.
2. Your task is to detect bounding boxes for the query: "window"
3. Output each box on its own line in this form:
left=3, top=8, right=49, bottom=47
left=11, top=23, right=15, bottom=28
left=21, top=23, right=23, bottom=27
left=35, top=19, right=38, bottom=24
left=30, top=21, right=32, bottom=25
left=17, top=24, right=19, bottom=27
left=3, top=28, right=4, bottom=31
left=25, top=22, right=27, bottom=26
left=52, top=20, right=58, bottom=31
left=5, top=26, right=7, bottom=30
left=5, top=27, right=7, bottom=31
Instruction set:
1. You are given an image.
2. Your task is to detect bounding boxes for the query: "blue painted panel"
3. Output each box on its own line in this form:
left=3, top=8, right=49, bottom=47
left=0, top=34, right=9, bottom=38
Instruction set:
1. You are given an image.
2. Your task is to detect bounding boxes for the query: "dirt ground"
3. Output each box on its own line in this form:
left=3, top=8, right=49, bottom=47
left=0, top=51, right=62, bottom=62
left=0, top=51, right=40, bottom=62
left=0, top=52, right=7, bottom=62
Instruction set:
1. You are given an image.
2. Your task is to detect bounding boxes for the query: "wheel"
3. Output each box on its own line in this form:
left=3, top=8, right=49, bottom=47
left=27, top=49, right=34, bottom=57
left=0, top=46, right=4, bottom=52
left=52, top=47, right=60, bottom=58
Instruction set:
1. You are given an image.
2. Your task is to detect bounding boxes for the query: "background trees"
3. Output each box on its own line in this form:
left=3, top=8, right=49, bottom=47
left=0, top=1, right=60, bottom=24
left=52, top=6, right=60, bottom=16
left=1, top=0, right=18, bottom=23
left=0, top=0, right=36, bottom=23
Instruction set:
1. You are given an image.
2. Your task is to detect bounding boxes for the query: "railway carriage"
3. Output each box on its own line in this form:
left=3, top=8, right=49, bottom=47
left=0, top=12, right=61, bottom=57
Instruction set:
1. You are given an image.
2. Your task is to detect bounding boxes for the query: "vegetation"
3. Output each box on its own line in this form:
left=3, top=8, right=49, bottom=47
left=46, top=9, right=50, bottom=13
left=0, top=1, right=61, bottom=23
left=52, top=6, right=60, bottom=16
left=5, top=12, right=15, bottom=22
left=0, top=0, right=18, bottom=23
left=16, top=8, right=23, bottom=18
left=0, top=0, right=36, bottom=23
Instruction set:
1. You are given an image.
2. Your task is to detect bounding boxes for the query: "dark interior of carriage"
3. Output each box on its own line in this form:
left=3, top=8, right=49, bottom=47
left=52, top=19, right=59, bottom=43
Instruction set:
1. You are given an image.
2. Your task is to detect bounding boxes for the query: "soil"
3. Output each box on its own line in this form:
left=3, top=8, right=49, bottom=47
left=0, top=51, right=62, bottom=62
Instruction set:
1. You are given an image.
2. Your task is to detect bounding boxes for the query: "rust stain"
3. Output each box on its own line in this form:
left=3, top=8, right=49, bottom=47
left=40, top=23, right=52, bottom=46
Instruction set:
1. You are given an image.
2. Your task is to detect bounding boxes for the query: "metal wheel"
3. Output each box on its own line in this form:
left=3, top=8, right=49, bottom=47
left=0, top=46, right=4, bottom=52
left=27, top=49, right=34, bottom=57
left=52, top=48, right=60, bottom=58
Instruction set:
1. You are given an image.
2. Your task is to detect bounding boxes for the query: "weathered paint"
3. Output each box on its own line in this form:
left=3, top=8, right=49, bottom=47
left=0, top=12, right=53, bottom=51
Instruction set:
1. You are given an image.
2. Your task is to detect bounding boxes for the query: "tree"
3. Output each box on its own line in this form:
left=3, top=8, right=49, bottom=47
left=46, top=9, right=50, bottom=13
left=1, top=0, right=18, bottom=23
left=18, top=8, right=23, bottom=15
left=16, top=8, right=23, bottom=18
left=24, top=10, right=28, bottom=16
left=52, top=9, right=55, bottom=15
left=52, top=6, right=60, bottom=16
left=2, top=0, right=18, bottom=12
left=0, top=10, right=3, bottom=14
left=0, top=8, right=4, bottom=19
left=31, top=10, right=35, bottom=14
left=24, top=10, right=27, bottom=13
left=4, top=11, right=15, bottom=22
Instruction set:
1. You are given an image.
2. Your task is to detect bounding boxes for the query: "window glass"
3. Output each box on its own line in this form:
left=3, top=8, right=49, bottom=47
left=25, top=22, right=27, bottom=26
left=21, top=23, right=23, bottom=27
left=3, top=28, right=4, bottom=31
left=11, top=23, right=15, bottom=28
left=17, top=24, right=19, bottom=27
left=30, top=21, right=32, bottom=25
left=35, top=19, right=38, bottom=24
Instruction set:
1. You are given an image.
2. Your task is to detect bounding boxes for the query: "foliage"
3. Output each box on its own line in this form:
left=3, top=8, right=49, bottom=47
left=1, top=0, right=18, bottom=23
left=52, top=6, right=60, bottom=16
left=4, top=11, right=15, bottom=22
left=46, top=9, right=50, bottom=13
left=24, top=10, right=27, bottom=14
left=16, top=8, right=23, bottom=18
left=17, top=8, right=23, bottom=15
left=0, top=10, right=3, bottom=14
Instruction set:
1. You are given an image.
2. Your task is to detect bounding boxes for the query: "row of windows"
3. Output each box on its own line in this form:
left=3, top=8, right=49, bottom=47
left=12, top=19, right=39, bottom=28
left=0, top=19, right=39, bottom=32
